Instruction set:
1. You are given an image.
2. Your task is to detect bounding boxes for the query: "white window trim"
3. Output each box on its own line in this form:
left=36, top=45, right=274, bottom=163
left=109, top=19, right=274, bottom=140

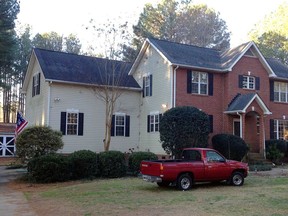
left=274, top=82, right=288, bottom=103
left=243, top=76, right=255, bottom=90
left=144, top=75, right=151, bottom=97
left=66, top=111, right=79, bottom=135
left=149, top=112, right=160, bottom=133
left=114, top=113, right=126, bottom=136
left=191, top=71, right=208, bottom=95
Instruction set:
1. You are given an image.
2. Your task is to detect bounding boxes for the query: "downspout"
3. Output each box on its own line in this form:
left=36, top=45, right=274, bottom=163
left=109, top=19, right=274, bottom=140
left=173, top=65, right=179, bottom=108
left=47, top=81, right=52, bottom=126
left=236, top=112, right=243, bottom=138
left=263, top=115, right=266, bottom=159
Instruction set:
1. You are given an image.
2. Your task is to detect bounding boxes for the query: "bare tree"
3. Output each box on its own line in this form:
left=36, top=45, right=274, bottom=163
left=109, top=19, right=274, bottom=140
left=86, top=21, right=134, bottom=151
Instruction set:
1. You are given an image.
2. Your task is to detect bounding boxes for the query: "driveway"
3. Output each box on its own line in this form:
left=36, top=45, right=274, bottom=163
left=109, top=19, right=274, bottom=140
left=0, top=166, right=36, bottom=216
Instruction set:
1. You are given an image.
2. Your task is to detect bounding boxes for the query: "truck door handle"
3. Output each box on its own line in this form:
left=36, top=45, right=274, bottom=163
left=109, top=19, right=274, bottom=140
left=208, top=166, right=212, bottom=168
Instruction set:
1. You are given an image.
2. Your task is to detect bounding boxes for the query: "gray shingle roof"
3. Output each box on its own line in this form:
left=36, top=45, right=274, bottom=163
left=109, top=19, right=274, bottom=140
left=34, top=48, right=141, bottom=89
left=226, top=93, right=257, bottom=112
left=148, top=38, right=288, bottom=77
left=266, top=58, right=288, bottom=79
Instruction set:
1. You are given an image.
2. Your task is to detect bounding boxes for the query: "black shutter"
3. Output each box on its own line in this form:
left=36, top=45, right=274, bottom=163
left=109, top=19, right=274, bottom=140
left=238, top=75, right=243, bottom=88
left=147, top=115, right=150, bottom=132
left=111, top=115, right=115, bottom=136
left=37, top=73, right=41, bottom=95
left=78, top=113, right=84, bottom=136
left=208, top=73, right=214, bottom=96
left=270, top=80, right=274, bottom=101
left=149, top=74, right=153, bottom=96
left=142, top=77, right=145, bottom=97
left=125, top=115, right=130, bottom=137
left=255, top=77, right=260, bottom=90
left=209, top=115, right=213, bottom=133
left=187, top=70, right=192, bottom=93
left=32, top=76, right=35, bottom=97
left=270, top=119, right=274, bottom=139
left=60, top=112, right=66, bottom=135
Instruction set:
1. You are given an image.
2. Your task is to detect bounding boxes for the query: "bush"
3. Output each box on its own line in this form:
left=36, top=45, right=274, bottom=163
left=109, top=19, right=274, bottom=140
left=27, top=154, right=70, bottom=183
left=212, top=134, right=249, bottom=161
left=160, top=106, right=210, bottom=158
left=68, top=150, right=98, bottom=179
left=265, top=140, right=286, bottom=164
left=98, top=151, right=126, bottom=178
left=16, top=126, right=64, bottom=163
left=128, top=151, right=158, bottom=176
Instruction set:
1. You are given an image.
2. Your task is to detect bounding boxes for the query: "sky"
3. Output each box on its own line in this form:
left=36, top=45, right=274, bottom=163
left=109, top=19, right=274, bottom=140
left=17, top=0, right=287, bottom=49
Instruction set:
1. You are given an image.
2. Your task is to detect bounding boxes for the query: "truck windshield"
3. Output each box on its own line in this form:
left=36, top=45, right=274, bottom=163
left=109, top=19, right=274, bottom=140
left=182, top=150, right=202, bottom=161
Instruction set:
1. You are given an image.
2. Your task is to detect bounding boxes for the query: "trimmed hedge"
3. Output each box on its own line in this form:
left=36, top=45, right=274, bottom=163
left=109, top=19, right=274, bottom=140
left=128, top=151, right=158, bottom=176
left=212, top=133, right=249, bottom=161
left=27, top=154, right=70, bottom=183
left=16, top=126, right=64, bottom=163
left=68, top=150, right=98, bottom=179
left=98, top=151, right=126, bottom=178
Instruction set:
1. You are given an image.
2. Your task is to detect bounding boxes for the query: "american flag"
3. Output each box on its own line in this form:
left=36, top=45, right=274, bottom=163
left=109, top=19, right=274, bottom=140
left=15, top=112, right=28, bottom=136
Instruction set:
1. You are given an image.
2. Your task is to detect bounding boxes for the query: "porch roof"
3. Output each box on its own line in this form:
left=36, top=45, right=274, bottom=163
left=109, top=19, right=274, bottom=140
left=225, top=93, right=272, bottom=115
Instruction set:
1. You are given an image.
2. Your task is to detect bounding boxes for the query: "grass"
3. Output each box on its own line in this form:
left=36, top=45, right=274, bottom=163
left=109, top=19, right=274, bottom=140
left=22, top=175, right=288, bottom=216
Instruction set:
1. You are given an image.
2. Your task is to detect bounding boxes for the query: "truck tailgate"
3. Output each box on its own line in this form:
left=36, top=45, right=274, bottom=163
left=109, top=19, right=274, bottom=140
left=141, top=160, right=163, bottom=176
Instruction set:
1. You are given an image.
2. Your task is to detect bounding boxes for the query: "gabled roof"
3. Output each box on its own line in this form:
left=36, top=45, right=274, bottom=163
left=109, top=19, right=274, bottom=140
left=225, top=93, right=271, bottom=115
left=129, top=38, right=288, bottom=79
left=23, top=48, right=141, bottom=92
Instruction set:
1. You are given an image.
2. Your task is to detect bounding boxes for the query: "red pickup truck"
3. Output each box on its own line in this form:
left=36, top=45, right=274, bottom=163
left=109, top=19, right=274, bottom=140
left=140, top=148, right=248, bottom=190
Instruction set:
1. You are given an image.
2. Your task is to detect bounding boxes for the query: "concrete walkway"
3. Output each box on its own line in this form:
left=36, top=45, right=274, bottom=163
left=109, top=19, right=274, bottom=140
left=0, top=166, right=36, bottom=216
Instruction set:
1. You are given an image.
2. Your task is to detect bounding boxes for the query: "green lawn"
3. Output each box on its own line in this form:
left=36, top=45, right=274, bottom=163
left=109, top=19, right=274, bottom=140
left=24, top=174, right=288, bottom=216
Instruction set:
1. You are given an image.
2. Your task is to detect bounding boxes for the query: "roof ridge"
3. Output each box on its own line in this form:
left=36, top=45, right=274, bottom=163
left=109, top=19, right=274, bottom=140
left=148, top=37, right=223, bottom=53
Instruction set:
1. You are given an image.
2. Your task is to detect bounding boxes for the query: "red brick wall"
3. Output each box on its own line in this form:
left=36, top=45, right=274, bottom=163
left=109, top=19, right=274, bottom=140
left=174, top=54, right=288, bottom=145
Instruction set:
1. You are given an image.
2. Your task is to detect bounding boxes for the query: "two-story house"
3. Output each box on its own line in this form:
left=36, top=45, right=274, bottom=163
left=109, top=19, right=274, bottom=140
left=129, top=38, right=288, bottom=157
left=21, top=38, right=288, bottom=158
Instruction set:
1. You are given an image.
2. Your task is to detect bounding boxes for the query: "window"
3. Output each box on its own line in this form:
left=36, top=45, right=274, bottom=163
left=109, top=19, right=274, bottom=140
left=206, top=151, right=225, bottom=162
left=187, top=71, right=213, bottom=95
left=143, top=75, right=152, bottom=97
left=273, top=120, right=288, bottom=140
left=32, top=73, right=41, bottom=97
left=147, top=113, right=161, bottom=133
left=60, top=111, right=84, bottom=136
left=242, top=76, right=255, bottom=89
left=239, top=75, right=260, bottom=90
left=191, top=71, right=208, bottom=94
left=111, top=114, right=130, bottom=137
left=274, top=82, right=288, bottom=103
left=67, top=113, right=78, bottom=135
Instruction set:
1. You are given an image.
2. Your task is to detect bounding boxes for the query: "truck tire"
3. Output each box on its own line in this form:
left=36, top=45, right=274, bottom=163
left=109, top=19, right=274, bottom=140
left=177, top=174, right=192, bottom=191
left=230, top=172, right=244, bottom=186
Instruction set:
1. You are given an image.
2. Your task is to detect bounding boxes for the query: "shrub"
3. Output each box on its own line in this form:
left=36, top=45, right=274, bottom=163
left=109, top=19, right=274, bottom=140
left=16, top=126, right=64, bottom=163
left=160, top=106, right=210, bottom=158
left=98, top=151, right=126, bottom=178
left=265, top=140, right=286, bottom=164
left=27, top=154, right=70, bottom=183
left=212, top=134, right=249, bottom=161
left=128, top=151, right=158, bottom=176
left=68, top=150, right=98, bottom=179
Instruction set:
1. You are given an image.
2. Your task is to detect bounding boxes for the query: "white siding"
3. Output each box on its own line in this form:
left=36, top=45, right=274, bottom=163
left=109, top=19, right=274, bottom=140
left=132, top=45, right=172, bottom=155
left=48, top=83, right=141, bottom=153
left=25, top=60, right=49, bottom=127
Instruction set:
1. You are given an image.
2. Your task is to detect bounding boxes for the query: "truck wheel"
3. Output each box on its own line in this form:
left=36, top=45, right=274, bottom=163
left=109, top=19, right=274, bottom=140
left=177, top=174, right=192, bottom=191
left=157, top=181, right=170, bottom=187
left=230, top=172, right=244, bottom=186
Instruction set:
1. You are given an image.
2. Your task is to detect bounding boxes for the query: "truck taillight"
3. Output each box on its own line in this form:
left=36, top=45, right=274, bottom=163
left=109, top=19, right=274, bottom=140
left=160, top=164, right=164, bottom=171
